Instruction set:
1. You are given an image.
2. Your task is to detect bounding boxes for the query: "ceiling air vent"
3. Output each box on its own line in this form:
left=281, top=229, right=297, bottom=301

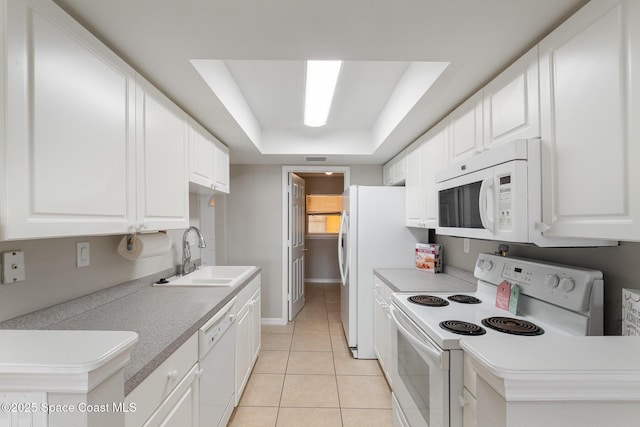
left=305, top=156, right=328, bottom=162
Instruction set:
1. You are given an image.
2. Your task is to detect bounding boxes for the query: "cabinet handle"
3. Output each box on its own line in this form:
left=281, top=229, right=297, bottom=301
left=458, top=394, right=468, bottom=408
left=536, top=222, right=551, bottom=233
left=167, top=370, right=178, bottom=381
left=195, top=368, right=204, bottom=378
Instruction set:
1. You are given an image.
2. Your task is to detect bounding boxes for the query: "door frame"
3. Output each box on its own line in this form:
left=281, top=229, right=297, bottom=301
left=281, top=166, right=350, bottom=324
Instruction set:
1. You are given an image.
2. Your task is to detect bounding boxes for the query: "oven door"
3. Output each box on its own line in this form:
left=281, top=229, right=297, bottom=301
left=389, top=303, right=449, bottom=427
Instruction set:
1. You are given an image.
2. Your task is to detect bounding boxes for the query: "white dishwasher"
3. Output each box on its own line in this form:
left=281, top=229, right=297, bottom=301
left=199, top=297, right=236, bottom=427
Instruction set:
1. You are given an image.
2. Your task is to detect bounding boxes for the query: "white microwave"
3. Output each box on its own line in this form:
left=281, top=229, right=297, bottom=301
left=435, top=139, right=614, bottom=246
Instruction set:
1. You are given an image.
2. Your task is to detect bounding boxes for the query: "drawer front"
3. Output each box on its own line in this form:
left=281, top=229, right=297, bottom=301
left=235, top=274, right=260, bottom=312
left=126, top=333, right=198, bottom=427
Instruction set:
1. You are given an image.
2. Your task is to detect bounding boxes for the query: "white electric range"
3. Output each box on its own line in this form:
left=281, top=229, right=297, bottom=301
left=389, top=252, right=604, bottom=427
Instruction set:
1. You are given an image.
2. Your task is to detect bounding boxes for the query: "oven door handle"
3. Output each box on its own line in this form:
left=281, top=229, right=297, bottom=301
left=389, top=305, right=446, bottom=368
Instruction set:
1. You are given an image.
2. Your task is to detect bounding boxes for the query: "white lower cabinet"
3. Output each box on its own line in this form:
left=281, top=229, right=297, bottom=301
left=373, top=276, right=393, bottom=385
left=462, top=354, right=478, bottom=427
left=125, top=334, right=199, bottom=427
left=141, top=364, right=199, bottom=427
left=235, top=275, right=262, bottom=405
left=539, top=0, right=640, bottom=242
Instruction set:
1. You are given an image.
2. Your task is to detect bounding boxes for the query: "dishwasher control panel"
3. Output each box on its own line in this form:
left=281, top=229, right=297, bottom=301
left=199, top=297, right=236, bottom=358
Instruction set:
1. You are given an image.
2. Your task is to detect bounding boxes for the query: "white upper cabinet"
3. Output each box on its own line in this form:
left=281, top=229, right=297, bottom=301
left=539, top=0, right=640, bottom=241
left=423, top=125, right=448, bottom=229
left=213, top=141, right=230, bottom=194
left=188, top=120, right=230, bottom=194
left=189, top=119, right=215, bottom=190
left=383, top=155, right=407, bottom=186
left=405, top=144, right=425, bottom=228
left=1, top=0, right=136, bottom=240
left=483, top=46, right=540, bottom=149
left=0, top=0, right=192, bottom=240
left=448, top=91, right=484, bottom=164
left=405, top=122, right=449, bottom=229
left=135, top=76, right=189, bottom=231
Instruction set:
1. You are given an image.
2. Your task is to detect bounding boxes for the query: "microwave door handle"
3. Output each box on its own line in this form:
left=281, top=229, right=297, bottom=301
left=389, top=305, right=445, bottom=367
left=479, top=177, right=495, bottom=232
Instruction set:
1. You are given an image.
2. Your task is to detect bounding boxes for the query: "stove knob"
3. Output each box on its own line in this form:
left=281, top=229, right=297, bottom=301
left=544, top=274, right=560, bottom=288
left=559, top=277, right=575, bottom=292
left=477, top=260, right=493, bottom=271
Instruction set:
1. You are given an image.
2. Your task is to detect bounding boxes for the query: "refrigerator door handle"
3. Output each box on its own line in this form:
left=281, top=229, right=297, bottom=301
left=338, top=210, right=347, bottom=285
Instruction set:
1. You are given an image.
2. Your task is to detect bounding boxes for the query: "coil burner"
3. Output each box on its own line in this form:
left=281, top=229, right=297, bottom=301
left=447, top=295, right=482, bottom=304
left=407, top=295, right=449, bottom=307
left=481, top=317, right=544, bottom=336
left=439, top=320, right=486, bottom=336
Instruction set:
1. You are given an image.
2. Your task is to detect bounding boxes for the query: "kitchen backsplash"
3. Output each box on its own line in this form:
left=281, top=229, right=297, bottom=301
left=0, top=194, right=202, bottom=323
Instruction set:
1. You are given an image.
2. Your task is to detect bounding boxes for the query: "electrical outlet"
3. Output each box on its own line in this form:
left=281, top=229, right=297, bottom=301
left=2, top=251, right=26, bottom=284
left=76, top=242, right=90, bottom=268
left=463, top=238, right=470, bottom=254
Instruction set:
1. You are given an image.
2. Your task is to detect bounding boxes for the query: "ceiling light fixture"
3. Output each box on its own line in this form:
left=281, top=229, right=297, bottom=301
left=304, top=60, right=342, bottom=127
left=325, top=172, right=334, bottom=176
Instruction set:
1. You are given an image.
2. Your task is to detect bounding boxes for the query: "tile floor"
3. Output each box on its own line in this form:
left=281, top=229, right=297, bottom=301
left=228, top=283, right=393, bottom=427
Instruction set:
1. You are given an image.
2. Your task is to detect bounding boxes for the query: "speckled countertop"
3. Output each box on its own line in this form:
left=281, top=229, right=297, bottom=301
left=0, top=266, right=261, bottom=395
left=374, top=265, right=477, bottom=293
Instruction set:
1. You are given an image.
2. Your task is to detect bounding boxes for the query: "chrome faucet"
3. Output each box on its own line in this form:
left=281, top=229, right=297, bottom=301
left=182, top=226, right=206, bottom=276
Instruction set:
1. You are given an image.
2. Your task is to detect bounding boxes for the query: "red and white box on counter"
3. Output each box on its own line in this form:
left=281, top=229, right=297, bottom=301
left=415, top=243, right=443, bottom=273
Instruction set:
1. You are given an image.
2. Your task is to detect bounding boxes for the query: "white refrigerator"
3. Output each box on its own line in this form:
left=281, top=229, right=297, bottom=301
left=338, top=185, right=419, bottom=359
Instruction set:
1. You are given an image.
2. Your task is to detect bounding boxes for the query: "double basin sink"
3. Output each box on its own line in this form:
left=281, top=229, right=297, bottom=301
left=155, top=265, right=257, bottom=287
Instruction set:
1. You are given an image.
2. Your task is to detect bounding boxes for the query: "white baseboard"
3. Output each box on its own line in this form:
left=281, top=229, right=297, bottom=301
left=305, top=278, right=341, bottom=283
left=261, top=317, right=288, bottom=326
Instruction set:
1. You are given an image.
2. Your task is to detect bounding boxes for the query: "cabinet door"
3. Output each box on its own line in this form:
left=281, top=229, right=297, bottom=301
left=539, top=0, right=640, bottom=241
left=2, top=0, right=136, bottom=239
left=213, top=142, right=230, bottom=194
left=250, top=288, right=261, bottom=364
left=449, top=92, right=483, bottom=163
left=383, top=162, right=394, bottom=186
left=373, top=292, right=386, bottom=363
left=143, top=364, right=199, bottom=427
left=405, top=145, right=425, bottom=227
left=483, top=46, right=540, bottom=149
left=423, top=126, right=448, bottom=229
left=235, top=302, right=252, bottom=405
left=394, top=156, right=407, bottom=184
left=136, top=76, right=189, bottom=230
left=189, top=120, right=214, bottom=190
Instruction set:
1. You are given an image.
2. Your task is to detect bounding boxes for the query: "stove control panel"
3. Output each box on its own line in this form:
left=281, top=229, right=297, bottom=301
left=474, top=253, right=603, bottom=313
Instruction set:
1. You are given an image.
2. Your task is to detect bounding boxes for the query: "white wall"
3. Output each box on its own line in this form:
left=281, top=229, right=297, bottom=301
left=0, top=195, right=202, bottom=323
left=435, top=235, right=640, bottom=336
left=224, top=164, right=383, bottom=320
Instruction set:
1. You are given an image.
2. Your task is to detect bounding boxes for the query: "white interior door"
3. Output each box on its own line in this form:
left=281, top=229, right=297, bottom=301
left=288, top=173, right=306, bottom=321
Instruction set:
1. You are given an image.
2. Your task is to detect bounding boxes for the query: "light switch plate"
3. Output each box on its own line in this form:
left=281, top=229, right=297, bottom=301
left=2, top=250, right=26, bottom=284
left=76, top=242, right=90, bottom=268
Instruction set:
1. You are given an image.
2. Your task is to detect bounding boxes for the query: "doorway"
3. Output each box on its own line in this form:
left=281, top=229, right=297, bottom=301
left=281, top=166, right=350, bottom=323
